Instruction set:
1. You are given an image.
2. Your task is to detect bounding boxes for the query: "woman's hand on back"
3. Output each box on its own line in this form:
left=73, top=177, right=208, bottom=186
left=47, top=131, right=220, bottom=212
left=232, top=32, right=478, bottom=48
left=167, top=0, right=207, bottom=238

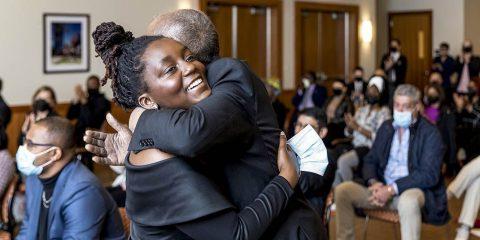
left=277, top=132, right=299, bottom=188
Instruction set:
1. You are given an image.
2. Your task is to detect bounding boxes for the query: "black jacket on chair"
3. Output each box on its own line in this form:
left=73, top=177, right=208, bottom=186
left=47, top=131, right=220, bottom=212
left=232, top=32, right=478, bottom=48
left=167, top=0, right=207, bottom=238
left=130, top=58, right=324, bottom=239
left=363, top=117, right=450, bottom=225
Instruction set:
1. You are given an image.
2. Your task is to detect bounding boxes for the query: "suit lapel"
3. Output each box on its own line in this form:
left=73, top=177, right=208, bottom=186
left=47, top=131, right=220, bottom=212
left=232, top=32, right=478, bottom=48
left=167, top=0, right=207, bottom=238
left=27, top=177, right=42, bottom=239
left=47, top=161, right=74, bottom=235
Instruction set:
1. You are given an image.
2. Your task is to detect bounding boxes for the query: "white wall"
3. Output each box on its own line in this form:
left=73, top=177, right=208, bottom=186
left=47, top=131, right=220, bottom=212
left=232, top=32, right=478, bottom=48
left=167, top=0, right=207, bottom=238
left=377, top=0, right=465, bottom=61
left=0, top=0, right=181, bottom=106
left=282, top=0, right=377, bottom=89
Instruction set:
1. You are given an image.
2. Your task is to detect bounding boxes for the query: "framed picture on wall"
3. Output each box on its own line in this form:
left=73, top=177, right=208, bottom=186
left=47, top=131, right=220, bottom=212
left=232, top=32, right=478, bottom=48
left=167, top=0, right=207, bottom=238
left=43, top=13, right=89, bottom=73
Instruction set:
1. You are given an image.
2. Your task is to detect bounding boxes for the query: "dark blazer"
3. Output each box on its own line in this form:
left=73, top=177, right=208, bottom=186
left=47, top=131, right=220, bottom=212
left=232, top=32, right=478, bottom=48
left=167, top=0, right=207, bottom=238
left=292, top=84, right=328, bottom=109
left=455, top=55, right=480, bottom=83
left=323, top=95, right=354, bottom=124
left=381, top=54, right=408, bottom=86
left=17, top=160, right=125, bottom=240
left=67, top=92, right=111, bottom=145
left=433, top=55, right=456, bottom=88
left=0, top=95, right=11, bottom=129
left=130, top=58, right=324, bottom=239
left=436, top=107, right=456, bottom=166
left=362, top=117, right=450, bottom=225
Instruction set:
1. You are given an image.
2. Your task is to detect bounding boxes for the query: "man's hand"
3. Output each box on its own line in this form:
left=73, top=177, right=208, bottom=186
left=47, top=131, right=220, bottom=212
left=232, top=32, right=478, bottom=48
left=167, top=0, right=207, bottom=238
left=84, top=113, right=131, bottom=166
left=369, top=185, right=395, bottom=207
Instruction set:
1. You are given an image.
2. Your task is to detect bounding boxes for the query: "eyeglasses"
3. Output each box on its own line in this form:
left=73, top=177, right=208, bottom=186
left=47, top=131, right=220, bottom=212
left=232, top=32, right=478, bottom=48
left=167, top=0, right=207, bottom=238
left=23, top=137, right=56, bottom=149
left=295, top=122, right=320, bottom=132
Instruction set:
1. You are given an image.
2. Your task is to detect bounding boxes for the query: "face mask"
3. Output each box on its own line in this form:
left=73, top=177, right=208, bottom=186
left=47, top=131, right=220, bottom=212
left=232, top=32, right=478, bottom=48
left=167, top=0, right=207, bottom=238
left=87, top=89, right=99, bottom=96
left=16, top=145, right=56, bottom=176
left=463, top=46, right=473, bottom=53
left=354, top=77, right=363, bottom=82
left=393, top=110, right=412, bottom=128
left=302, top=78, right=311, bottom=88
left=424, top=95, right=439, bottom=106
left=332, top=89, right=343, bottom=96
left=390, top=47, right=398, bottom=53
left=366, top=96, right=379, bottom=105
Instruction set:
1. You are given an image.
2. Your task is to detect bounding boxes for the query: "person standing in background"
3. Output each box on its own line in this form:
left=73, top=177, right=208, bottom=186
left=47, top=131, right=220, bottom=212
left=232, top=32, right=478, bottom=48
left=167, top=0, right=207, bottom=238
left=381, top=39, right=408, bottom=105
left=433, top=42, right=456, bottom=102
left=454, top=40, right=480, bottom=94
left=67, top=75, right=110, bottom=170
left=347, top=66, right=367, bottom=109
left=0, top=78, right=11, bottom=129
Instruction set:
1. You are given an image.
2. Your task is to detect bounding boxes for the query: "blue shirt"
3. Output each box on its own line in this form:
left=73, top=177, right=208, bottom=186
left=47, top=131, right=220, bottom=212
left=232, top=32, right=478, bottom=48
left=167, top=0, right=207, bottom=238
left=384, top=127, right=410, bottom=193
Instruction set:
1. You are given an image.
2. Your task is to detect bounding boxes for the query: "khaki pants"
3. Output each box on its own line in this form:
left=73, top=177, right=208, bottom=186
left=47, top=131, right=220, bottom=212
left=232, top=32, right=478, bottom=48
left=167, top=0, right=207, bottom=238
left=448, top=155, right=480, bottom=227
left=335, top=181, right=425, bottom=240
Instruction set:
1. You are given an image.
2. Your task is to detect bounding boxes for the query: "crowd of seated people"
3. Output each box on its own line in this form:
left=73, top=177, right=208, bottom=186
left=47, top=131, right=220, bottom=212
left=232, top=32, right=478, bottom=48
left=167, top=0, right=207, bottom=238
left=0, top=8, right=479, bottom=240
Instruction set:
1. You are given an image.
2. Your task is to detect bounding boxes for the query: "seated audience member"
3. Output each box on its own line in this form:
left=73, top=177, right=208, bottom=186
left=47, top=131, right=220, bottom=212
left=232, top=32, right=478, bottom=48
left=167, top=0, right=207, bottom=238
left=333, top=76, right=390, bottom=186
left=447, top=154, right=480, bottom=240
left=264, top=77, right=288, bottom=129
left=335, top=84, right=449, bottom=240
left=18, top=86, right=58, bottom=146
left=323, top=79, right=354, bottom=148
left=0, top=78, right=11, bottom=129
left=347, top=66, right=367, bottom=108
left=295, top=107, right=337, bottom=218
left=67, top=75, right=111, bottom=146
left=289, top=71, right=328, bottom=137
left=422, top=84, right=457, bottom=175
left=454, top=81, right=480, bottom=162
left=0, top=127, right=14, bottom=197
left=16, top=117, right=124, bottom=239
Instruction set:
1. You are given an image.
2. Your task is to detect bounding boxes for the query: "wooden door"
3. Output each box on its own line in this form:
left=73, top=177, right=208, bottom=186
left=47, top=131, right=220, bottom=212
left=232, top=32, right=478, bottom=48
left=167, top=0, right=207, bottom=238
left=203, top=0, right=282, bottom=81
left=295, top=2, right=359, bottom=86
left=389, top=12, right=432, bottom=89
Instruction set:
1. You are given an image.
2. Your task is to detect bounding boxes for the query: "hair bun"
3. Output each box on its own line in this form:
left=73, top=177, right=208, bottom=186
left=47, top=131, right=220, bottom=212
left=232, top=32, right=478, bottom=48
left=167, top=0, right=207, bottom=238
left=92, top=22, right=134, bottom=63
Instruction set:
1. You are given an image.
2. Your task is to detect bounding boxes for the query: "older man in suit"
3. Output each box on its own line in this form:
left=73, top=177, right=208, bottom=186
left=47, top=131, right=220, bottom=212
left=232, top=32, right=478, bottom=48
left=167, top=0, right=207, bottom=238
left=335, top=84, right=449, bottom=240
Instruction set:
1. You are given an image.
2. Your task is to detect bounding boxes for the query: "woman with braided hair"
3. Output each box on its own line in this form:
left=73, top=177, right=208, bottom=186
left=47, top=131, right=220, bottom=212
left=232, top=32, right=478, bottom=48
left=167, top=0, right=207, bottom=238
left=91, top=22, right=321, bottom=240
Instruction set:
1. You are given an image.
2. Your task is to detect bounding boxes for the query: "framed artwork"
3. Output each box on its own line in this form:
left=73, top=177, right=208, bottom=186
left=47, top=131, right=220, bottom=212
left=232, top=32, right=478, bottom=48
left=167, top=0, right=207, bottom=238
left=43, top=13, right=90, bottom=73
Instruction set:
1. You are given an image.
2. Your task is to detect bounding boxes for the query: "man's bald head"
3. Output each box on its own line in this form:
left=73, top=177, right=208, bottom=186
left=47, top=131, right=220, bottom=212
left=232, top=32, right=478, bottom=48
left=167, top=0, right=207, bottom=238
left=147, top=9, right=219, bottom=64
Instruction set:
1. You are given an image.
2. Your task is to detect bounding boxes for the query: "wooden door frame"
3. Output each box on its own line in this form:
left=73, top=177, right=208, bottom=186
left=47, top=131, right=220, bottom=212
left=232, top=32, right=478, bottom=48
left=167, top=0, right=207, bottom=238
left=387, top=11, right=433, bottom=87
left=295, top=1, right=359, bottom=87
left=200, top=0, right=283, bottom=81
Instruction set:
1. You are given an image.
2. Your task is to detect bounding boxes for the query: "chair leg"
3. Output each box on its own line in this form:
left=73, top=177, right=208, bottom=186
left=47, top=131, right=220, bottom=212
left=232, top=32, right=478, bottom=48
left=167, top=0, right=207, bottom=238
left=362, top=216, right=370, bottom=240
left=392, top=223, right=399, bottom=240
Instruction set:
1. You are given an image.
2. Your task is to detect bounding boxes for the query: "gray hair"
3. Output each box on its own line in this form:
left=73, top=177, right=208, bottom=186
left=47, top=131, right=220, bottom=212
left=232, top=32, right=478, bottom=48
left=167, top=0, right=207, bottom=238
left=147, top=9, right=219, bottom=64
left=394, top=84, right=421, bottom=103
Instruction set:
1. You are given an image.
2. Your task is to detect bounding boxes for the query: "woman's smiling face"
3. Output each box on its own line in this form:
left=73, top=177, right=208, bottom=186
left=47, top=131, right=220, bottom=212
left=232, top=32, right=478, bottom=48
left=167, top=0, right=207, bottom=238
left=140, top=38, right=211, bottom=109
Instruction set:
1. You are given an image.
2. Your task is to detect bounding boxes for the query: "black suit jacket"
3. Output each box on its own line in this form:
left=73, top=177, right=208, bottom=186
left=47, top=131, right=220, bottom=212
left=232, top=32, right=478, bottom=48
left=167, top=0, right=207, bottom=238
left=455, top=55, right=480, bottom=83
left=130, top=58, right=324, bottom=239
left=362, top=117, right=450, bottom=225
left=381, top=54, right=408, bottom=86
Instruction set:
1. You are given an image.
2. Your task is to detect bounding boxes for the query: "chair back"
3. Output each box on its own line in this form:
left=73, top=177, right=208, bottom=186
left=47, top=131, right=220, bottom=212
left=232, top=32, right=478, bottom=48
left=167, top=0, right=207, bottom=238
left=118, top=207, right=130, bottom=237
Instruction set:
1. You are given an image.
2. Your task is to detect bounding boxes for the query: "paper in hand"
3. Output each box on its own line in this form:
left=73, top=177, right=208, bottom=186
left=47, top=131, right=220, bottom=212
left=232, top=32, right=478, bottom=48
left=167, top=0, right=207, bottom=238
left=287, top=125, right=329, bottom=176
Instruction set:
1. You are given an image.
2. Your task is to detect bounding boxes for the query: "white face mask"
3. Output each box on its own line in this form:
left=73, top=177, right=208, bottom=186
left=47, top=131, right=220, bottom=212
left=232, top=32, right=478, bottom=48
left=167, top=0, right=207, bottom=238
left=393, top=110, right=413, bottom=128
left=302, top=78, right=311, bottom=88
left=16, top=145, right=56, bottom=176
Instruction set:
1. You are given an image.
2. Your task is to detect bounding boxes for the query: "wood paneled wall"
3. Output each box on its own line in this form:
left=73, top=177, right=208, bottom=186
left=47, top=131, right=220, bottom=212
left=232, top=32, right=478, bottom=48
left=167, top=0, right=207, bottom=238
left=6, top=102, right=130, bottom=155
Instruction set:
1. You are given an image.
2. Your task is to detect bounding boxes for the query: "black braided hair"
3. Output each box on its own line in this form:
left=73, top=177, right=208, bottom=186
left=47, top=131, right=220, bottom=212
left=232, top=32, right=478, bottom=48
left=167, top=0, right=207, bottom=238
left=92, top=22, right=163, bottom=109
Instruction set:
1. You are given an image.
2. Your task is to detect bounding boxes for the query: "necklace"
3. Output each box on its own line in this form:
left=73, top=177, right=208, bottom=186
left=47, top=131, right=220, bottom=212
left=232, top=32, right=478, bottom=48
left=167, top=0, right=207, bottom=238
left=42, top=191, right=52, bottom=208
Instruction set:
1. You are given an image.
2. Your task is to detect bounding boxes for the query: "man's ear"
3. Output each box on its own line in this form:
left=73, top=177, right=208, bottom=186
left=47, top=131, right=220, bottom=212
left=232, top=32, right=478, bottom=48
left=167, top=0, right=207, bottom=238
left=138, top=93, right=158, bottom=110
left=319, top=128, right=328, bottom=139
left=50, top=147, right=63, bottom=162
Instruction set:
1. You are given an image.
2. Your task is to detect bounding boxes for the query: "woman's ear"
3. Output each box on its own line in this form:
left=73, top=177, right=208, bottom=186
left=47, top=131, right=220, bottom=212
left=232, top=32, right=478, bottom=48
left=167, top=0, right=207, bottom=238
left=138, top=93, right=158, bottom=110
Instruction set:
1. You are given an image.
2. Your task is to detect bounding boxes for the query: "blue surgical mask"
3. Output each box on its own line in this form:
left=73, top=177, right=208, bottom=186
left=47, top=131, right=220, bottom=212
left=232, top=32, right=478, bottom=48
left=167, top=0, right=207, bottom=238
left=393, top=110, right=412, bottom=128
left=16, top=145, right=55, bottom=176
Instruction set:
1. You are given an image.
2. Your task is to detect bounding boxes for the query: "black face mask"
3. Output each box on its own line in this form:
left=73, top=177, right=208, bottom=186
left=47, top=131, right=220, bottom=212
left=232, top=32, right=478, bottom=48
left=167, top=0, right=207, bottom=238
left=366, top=95, right=379, bottom=105
left=390, top=47, right=398, bottom=53
left=425, top=95, right=440, bottom=105
left=333, top=89, right=343, bottom=96
left=354, top=77, right=363, bottom=82
left=463, top=46, right=473, bottom=53
left=88, top=89, right=99, bottom=96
